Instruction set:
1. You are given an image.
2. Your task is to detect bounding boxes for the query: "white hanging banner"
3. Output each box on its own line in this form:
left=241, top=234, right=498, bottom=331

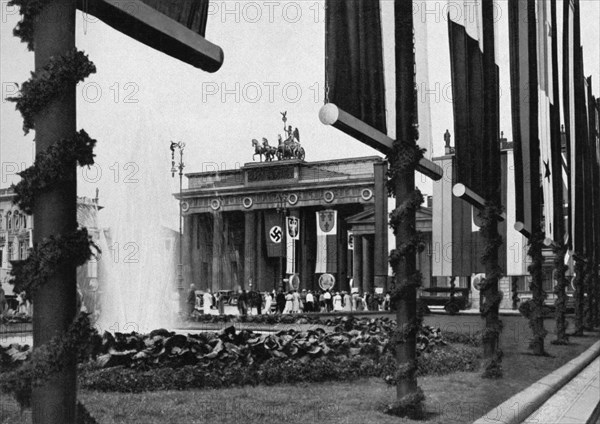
left=286, top=216, right=300, bottom=274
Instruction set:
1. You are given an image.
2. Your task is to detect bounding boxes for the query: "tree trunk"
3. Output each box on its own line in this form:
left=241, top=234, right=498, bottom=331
left=32, top=1, right=78, bottom=423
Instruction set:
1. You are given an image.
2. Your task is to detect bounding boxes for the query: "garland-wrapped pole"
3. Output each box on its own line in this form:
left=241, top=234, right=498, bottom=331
left=583, top=261, right=594, bottom=330
left=479, top=0, right=503, bottom=377
left=385, top=2, right=424, bottom=417
left=31, top=1, right=78, bottom=422
left=572, top=257, right=586, bottom=336
left=527, top=231, right=547, bottom=355
left=551, top=243, right=570, bottom=345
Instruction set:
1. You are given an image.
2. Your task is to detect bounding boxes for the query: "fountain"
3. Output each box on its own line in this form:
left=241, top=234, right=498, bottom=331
left=95, top=118, right=179, bottom=335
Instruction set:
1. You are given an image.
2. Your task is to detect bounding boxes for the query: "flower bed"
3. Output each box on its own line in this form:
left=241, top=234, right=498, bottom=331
left=1, top=318, right=480, bottom=393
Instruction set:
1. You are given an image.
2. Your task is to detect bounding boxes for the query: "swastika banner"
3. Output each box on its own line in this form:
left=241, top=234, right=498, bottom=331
left=265, top=211, right=284, bottom=257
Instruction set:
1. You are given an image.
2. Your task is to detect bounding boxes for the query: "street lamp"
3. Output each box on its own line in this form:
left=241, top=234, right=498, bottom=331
left=170, top=141, right=185, bottom=294
left=275, top=193, right=289, bottom=292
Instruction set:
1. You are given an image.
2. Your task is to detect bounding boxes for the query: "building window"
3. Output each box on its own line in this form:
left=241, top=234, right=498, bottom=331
left=22, top=215, right=27, bottom=229
left=0, top=211, right=3, bottom=230
left=517, top=276, right=529, bottom=292
left=14, top=212, right=20, bottom=230
left=19, top=241, right=27, bottom=260
left=7, top=212, right=11, bottom=230
left=7, top=242, right=13, bottom=261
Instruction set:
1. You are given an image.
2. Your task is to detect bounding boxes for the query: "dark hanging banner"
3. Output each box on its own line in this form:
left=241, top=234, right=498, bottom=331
left=139, top=0, right=210, bottom=36
left=325, top=0, right=387, bottom=134
left=447, top=1, right=499, bottom=200
left=508, top=0, right=540, bottom=233
left=550, top=0, right=565, bottom=243
left=572, top=1, right=586, bottom=254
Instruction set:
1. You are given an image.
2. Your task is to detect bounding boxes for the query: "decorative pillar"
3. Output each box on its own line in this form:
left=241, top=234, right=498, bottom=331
left=32, top=1, right=78, bottom=423
left=212, top=212, right=223, bottom=292
left=244, top=211, right=256, bottom=291
left=374, top=161, right=389, bottom=292
left=362, top=235, right=374, bottom=293
left=353, top=234, right=363, bottom=292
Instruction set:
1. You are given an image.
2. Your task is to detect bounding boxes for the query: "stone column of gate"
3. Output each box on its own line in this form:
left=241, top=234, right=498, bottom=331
left=244, top=211, right=256, bottom=291
left=183, top=214, right=193, bottom=290
left=362, top=236, right=374, bottom=295
left=212, top=211, right=223, bottom=292
left=374, top=161, right=389, bottom=292
left=337, top=214, right=348, bottom=292
left=353, top=234, right=363, bottom=294
left=256, top=211, right=268, bottom=291
left=300, top=208, right=315, bottom=291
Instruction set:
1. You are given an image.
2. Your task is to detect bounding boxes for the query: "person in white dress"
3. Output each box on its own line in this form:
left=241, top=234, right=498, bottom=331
left=333, top=292, right=343, bottom=311
left=283, top=292, right=293, bottom=314
left=342, top=292, right=352, bottom=312
left=264, top=292, right=272, bottom=314
left=292, top=290, right=300, bottom=313
left=203, top=291, right=212, bottom=315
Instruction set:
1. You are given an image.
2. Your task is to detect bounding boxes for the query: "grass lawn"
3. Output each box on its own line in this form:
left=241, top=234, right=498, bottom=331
left=2, top=320, right=598, bottom=424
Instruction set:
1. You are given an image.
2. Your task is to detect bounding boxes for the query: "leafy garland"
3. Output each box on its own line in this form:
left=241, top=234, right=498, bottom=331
left=511, top=276, right=520, bottom=310
left=5, top=2, right=100, bottom=422
left=10, top=228, right=99, bottom=298
left=525, top=231, right=548, bottom=355
left=583, top=261, right=595, bottom=330
left=384, top=141, right=426, bottom=418
left=572, top=257, right=586, bottom=336
left=477, top=203, right=504, bottom=378
left=0, top=313, right=100, bottom=408
left=7, top=0, right=50, bottom=50
left=386, top=142, right=426, bottom=198
left=6, top=49, right=96, bottom=133
left=551, top=243, right=570, bottom=345
left=13, top=130, right=97, bottom=214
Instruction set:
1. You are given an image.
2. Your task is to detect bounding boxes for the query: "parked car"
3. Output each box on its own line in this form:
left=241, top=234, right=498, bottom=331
left=216, top=290, right=237, bottom=306
left=418, top=287, right=471, bottom=315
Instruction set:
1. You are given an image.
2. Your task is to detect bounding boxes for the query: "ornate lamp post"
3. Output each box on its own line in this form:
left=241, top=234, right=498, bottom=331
left=170, top=141, right=185, bottom=298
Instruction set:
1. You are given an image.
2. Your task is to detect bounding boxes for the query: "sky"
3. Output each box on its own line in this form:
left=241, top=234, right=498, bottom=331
left=1, top=0, right=599, bottom=231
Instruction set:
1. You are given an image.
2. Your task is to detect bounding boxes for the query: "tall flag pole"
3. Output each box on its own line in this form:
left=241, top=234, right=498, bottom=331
left=571, top=0, right=587, bottom=335
left=321, top=1, right=446, bottom=415
left=583, top=77, right=595, bottom=330
left=448, top=0, right=503, bottom=376
left=508, top=0, right=549, bottom=356
left=549, top=0, right=570, bottom=345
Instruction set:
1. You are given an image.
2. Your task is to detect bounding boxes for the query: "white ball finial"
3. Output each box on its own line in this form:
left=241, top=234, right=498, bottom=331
left=318, top=103, right=339, bottom=125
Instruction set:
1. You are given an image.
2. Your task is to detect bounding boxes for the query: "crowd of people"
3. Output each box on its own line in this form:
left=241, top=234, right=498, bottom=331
left=187, top=285, right=393, bottom=318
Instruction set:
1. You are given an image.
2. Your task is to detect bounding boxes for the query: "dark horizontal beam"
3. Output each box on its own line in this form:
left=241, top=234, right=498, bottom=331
left=452, top=183, right=506, bottom=222
left=318, top=103, right=443, bottom=181
left=77, top=0, right=224, bottom=72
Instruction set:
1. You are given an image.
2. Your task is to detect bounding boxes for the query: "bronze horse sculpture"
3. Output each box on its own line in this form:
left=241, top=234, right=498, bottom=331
left=252, top=138, right=276, bottom=162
